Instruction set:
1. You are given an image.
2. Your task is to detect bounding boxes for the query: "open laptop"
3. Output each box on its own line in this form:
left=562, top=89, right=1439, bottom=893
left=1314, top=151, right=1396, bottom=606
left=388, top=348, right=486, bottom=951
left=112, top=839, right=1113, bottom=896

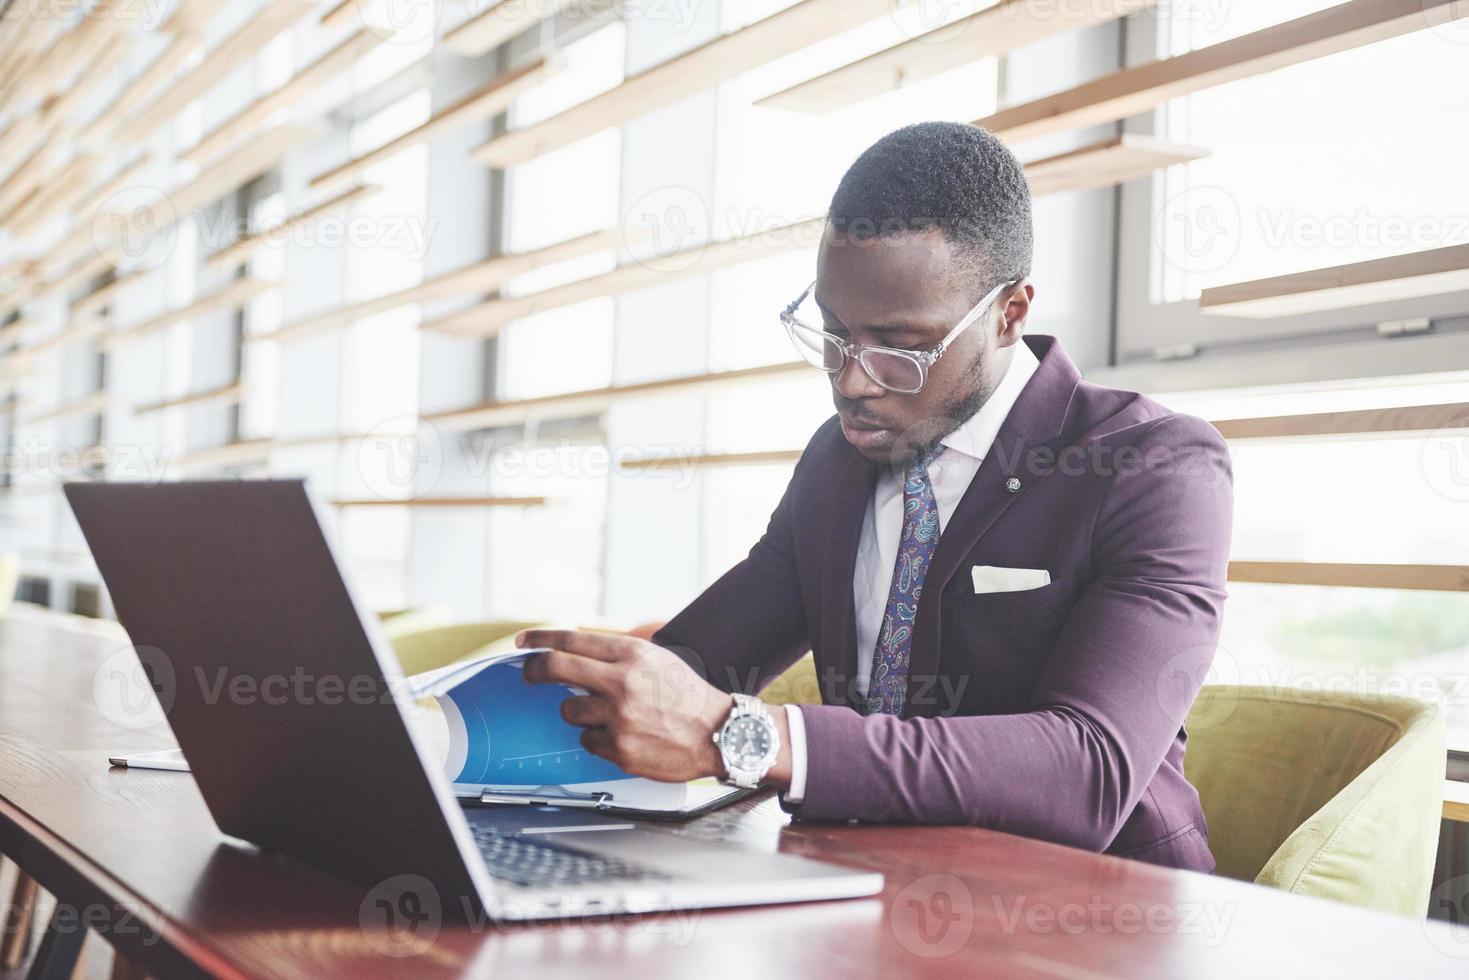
left=64, top=479, right=882, bottom=922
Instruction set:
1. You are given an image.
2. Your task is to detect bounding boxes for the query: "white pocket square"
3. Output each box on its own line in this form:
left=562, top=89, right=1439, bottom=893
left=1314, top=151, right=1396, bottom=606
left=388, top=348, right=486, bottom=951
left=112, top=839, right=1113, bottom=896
left=971, top=566, right=1051, bottom=594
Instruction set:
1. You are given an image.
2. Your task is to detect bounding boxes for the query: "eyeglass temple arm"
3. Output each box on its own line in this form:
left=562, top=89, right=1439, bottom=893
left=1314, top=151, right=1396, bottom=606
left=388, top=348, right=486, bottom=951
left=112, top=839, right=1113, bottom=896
left=784, top=281, right=816, bottom=319
left=933, top=277, right=1018, bottom=356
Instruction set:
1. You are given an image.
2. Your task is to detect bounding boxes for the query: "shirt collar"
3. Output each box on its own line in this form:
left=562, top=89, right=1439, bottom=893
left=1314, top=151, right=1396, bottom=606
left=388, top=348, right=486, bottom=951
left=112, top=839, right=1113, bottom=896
left=938, top=337, right=1041, bottom=464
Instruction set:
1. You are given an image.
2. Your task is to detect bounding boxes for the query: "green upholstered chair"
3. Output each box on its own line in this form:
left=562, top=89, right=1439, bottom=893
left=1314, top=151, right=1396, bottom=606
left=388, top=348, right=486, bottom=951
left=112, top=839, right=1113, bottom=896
left=376, top=605, right=454, bottom=642
left=760, top=651, right=820, bottom=707
left=1184, top=685, right=1444, bottom=917
left=386, top=620, right=545, bottom=676
left=0, top=553, right=18, bottom=619
left=759, top=660, right=1443, bottom=917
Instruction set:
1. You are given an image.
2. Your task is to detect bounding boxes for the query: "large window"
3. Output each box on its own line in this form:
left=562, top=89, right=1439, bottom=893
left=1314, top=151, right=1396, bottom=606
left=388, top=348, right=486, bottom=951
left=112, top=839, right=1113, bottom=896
left=1160, top=375, right=1469, bottom=751
left=1157, top=23, right=1469, bottom=302
left=498, top=22, right=625, bottom=402
left=1105, top=3, right=1469, bottom=753
left=339, top=89, right=433, bottom=610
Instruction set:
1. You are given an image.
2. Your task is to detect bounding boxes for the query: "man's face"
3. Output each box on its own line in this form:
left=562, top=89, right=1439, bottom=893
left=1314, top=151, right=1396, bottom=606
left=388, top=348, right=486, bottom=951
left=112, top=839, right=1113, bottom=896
left=814, top=229, right=1031, bottom=464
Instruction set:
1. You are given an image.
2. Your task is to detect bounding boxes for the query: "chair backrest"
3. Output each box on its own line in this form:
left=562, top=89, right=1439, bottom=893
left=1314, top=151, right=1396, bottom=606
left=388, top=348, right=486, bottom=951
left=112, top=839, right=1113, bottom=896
left=760, top=652, right=821, bottom=707
left=376, top=605, right=454, bottom=641
left=1184, top=685, right=1444, bottom=916
left=0, top=552, right=18, bottom=618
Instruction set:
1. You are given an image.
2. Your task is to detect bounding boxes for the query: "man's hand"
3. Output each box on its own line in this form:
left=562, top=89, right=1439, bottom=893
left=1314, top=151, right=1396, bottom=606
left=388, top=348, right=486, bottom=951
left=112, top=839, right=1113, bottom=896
left=516, top=629, right=790, bottom=787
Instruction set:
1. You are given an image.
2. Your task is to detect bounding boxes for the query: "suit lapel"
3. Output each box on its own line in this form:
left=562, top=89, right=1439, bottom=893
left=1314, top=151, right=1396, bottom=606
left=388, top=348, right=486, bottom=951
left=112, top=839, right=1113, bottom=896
left=822, top=447, right=877, bottom=710
left=906, top=336, right=1083, bottom=717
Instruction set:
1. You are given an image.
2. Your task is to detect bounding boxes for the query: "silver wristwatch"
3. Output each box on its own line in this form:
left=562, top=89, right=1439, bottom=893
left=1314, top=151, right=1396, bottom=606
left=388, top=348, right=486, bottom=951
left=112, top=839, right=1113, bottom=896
left=712, top=694, right=780, bottom=789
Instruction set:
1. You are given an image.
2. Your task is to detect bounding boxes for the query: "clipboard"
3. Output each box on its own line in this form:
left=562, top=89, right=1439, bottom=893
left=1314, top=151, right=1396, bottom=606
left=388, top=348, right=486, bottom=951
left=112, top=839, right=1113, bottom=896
left=109, top=751, right=756, bottom=821
left=454, top=780, right=756, bottom=821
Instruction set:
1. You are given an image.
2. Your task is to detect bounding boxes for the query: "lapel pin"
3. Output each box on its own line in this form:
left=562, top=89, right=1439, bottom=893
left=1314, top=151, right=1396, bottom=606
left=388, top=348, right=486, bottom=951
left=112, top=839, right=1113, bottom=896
left=1004, top=476, right=1022, bottom=494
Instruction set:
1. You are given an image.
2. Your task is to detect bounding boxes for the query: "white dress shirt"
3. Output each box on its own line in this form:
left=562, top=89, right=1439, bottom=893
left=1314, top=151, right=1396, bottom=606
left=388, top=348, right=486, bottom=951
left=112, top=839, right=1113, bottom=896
left=783, top=339, right=1040, bottom=803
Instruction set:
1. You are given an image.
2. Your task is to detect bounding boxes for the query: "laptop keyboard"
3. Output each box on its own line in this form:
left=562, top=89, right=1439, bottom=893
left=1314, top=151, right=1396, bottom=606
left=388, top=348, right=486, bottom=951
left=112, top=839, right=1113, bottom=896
left=473, top=829, right=673, bottom=889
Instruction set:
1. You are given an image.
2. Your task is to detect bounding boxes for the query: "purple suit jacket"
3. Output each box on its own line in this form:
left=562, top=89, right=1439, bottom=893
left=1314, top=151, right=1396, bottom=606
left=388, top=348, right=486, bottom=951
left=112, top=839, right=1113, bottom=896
left=654, top=335, right=1233, bottom=873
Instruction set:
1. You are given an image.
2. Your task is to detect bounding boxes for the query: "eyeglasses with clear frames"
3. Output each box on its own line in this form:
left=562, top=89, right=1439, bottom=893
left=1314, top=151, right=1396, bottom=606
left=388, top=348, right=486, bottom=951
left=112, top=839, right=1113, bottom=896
left=780, top=276, right=1018, bottom=395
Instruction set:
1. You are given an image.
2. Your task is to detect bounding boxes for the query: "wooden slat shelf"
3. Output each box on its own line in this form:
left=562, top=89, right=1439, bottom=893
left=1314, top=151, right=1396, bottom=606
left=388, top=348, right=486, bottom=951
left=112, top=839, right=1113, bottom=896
left=204, top=184, right=381, bottom=272
left=1228, top=562, right=1469, bottom=593
left=23, top=391, right=107, bottom=425
left=424, top=360, right=810, bottom=432
left=75, top=274, right=135, bottom=319
left=25, top=37, right=134, bottom=158
left=433, top=134, right=1203, bottom=338
left=619, top=449, right=803, bottom=471
left=78, top=32, right=206, bottom=145
left=9, top=318, right=105, bottom=365
left=101, top=278, right=276, bottom=351
left=0, top=119, right=44, bottom=185
left=46, top=254, right=118, bottom=314
left=330, top=496, right=548, bottom=508
left=599, top=399, right=1469, bottom=472
left=1199, top=244, right=1469, bottom=319
left=0, top=20, right=50, bottom=109
left=132, top=381, right=247, bottom=416
left=169, top=438, right=275, bottom=471
left=16, top=547, right=95, bottom=562
left=182, top=27, right=391, bottom=165
left=1446, top=781, right=1469, bottom=824
left=422, top=219, right=827, bottom=337
left=0, top=0, right=111, bottom=120
left=141, top=123, right=321, bottom=232
left=0, top=117, right=339, bottom=319
left=0, top=360, right=39, bottom=383
left=5, top=153, right=101, bottom=234
left=169, top=432, right=382, bottom=471
left=74, top=0, right=236, bottom=151
left=444, top=0, right=580, bottom=56
left=308, top=56, right=560, bottom=194
left=1023, top=134, right=1206, bottom=197
left=0, top=257, right=39, bottom=290
left=258, top=227, right=632, bottom=343
left=472, top=0, right=918, bottom=169
left=320, top=0, right=358, bottom=30
left=3, top=23, right=139, bottom=232
left=114, top=0, right=317, bottom=144
left=0, top=317, right=36, bottom=347
left=974, top=0, right=1467, bottom=144
left=7, top=222, right=111, bottom=305
left=69, top=153, right=153, bottom=226
left=758, top=0, right=1157, bottom=112
left=0, top=136, right=50, bottom=219
left=154, top=0, right=235, bottom=35
left=1212, top=402, right=1469, bottom=441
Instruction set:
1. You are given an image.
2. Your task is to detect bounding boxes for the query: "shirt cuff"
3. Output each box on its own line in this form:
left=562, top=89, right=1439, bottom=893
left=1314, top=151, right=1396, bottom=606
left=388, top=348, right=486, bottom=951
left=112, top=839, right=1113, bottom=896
left=782, top=703, right=808, bottom=803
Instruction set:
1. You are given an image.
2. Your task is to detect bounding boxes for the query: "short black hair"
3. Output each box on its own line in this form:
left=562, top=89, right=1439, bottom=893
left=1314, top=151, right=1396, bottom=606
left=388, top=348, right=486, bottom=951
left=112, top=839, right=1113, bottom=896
left=826, top=122, right=1033, bottom=292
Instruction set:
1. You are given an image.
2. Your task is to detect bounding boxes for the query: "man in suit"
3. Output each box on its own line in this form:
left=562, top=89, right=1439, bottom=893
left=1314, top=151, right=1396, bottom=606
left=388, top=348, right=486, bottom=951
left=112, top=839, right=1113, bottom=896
left=518, top=122, right=1232, bottom=873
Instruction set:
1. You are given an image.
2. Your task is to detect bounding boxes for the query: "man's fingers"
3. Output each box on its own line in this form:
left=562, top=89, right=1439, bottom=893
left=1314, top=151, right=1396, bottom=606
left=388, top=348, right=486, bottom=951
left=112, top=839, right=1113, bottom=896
left=561, top=694, right=613, bottom=727
left=580, top=726, right=614, bottom=760
left=522, top=649, right=619, bottom=694
left=516, top=629, right=630, bottom=662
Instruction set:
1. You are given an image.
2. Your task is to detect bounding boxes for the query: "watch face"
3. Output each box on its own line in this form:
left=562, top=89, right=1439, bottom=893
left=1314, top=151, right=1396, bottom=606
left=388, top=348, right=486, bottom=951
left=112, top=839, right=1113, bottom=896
left=724, top=715, right=774, bottom=769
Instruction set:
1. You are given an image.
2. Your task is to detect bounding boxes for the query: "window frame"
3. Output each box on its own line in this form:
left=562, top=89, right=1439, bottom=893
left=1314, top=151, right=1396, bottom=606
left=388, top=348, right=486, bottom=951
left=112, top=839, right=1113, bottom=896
left=1111, top=11, right=1469, bottom=379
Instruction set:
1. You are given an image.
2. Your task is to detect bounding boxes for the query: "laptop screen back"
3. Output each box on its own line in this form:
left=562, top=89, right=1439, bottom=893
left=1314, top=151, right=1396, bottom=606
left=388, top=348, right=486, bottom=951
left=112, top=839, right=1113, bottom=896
left=65, top=479, right=490, bottom=918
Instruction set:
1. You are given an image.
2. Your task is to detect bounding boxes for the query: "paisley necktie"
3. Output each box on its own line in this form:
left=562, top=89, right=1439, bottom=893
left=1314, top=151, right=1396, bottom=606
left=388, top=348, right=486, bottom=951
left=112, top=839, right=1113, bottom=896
left=866, top=448, right=941, bottom=716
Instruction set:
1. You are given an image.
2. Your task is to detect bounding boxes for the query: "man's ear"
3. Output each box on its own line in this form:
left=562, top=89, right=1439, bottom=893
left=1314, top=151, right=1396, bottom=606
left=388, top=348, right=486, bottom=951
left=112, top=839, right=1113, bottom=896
left=997, top=279, right=1034, bottom=345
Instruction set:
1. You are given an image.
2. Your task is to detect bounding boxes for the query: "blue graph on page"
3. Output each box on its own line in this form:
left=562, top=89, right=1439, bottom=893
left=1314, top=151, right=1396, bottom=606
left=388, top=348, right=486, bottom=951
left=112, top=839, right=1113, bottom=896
left=440, top=661, right=628, bottom=787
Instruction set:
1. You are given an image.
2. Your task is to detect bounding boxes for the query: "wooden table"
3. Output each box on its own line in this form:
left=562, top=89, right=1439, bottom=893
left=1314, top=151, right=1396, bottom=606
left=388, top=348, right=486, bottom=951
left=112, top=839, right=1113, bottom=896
left=2, top=607, right=1467, bottom=979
